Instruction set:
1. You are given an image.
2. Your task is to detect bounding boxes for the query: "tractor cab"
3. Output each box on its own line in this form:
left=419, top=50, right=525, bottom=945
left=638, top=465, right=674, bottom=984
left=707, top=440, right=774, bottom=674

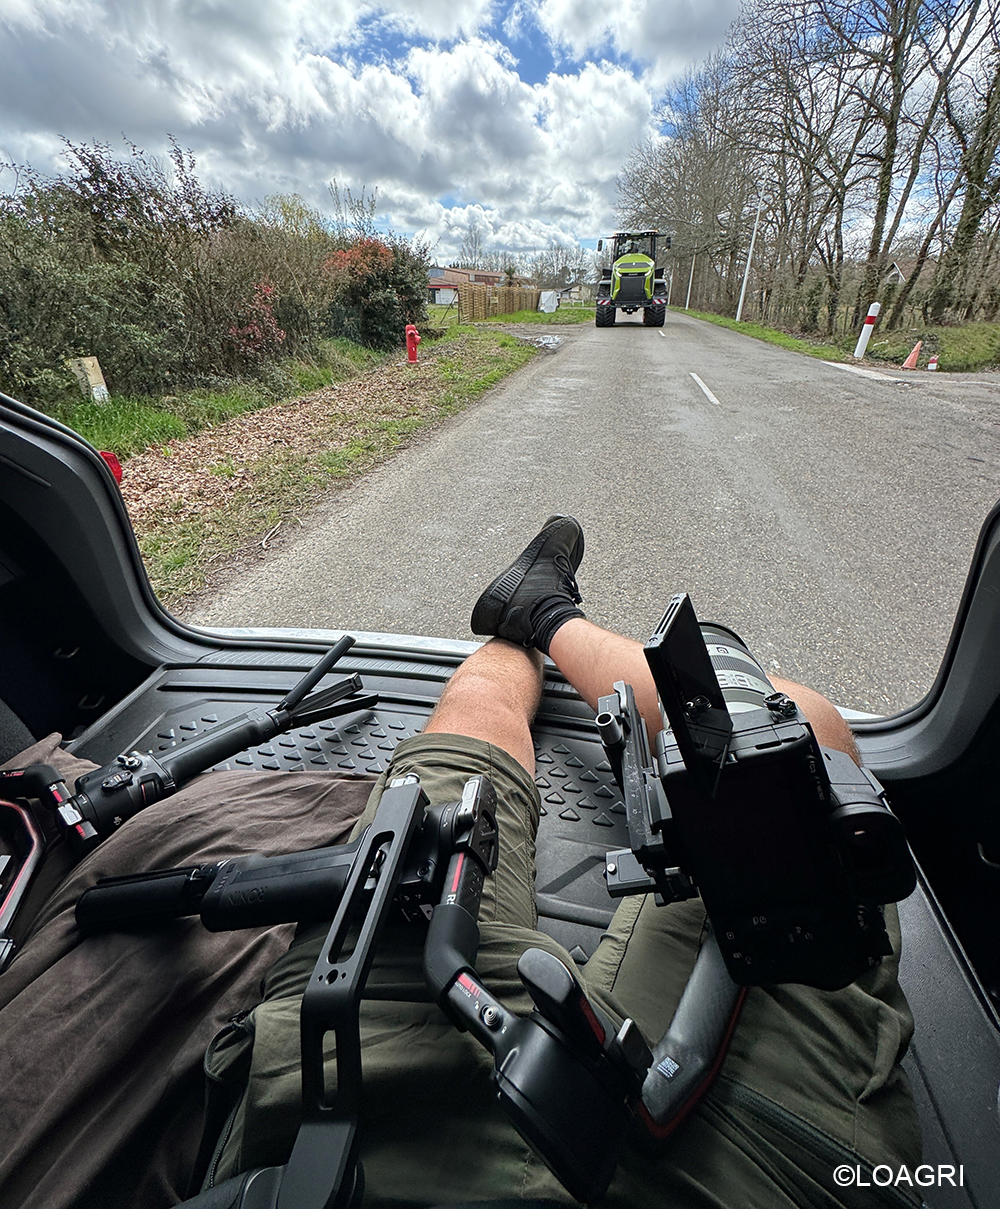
left=605, top=231, right=658, bottom=263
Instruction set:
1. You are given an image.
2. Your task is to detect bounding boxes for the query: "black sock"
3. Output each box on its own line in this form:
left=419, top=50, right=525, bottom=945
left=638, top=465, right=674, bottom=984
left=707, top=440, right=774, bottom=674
left=529, top=594, right=585, bottom=654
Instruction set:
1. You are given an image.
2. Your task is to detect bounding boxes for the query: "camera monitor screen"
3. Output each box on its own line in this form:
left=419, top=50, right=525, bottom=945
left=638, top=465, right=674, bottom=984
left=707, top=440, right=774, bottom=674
left=645, top=594, right=733, bottom=797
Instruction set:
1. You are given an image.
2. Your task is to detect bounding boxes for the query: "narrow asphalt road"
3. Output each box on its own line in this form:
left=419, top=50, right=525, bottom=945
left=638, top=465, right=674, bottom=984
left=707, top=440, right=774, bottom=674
left=186, top=313, right=1000, bottom=715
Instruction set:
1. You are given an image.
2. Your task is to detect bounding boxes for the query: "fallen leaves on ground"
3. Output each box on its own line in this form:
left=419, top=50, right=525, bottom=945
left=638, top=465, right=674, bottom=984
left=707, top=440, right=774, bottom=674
left=119, top=330, right=534, bottom=606
left=121, top=355, right=443, bottom=531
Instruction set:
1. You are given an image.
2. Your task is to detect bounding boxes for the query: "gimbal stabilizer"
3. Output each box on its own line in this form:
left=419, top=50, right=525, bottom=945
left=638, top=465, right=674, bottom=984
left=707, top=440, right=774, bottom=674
left=78, top=774, right=659, bottom=1207
left=0, top=636, right=375, bottom=971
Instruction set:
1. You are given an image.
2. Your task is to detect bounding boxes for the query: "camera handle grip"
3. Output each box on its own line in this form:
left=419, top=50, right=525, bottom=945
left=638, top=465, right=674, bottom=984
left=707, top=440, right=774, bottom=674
left=76, top=864, right=222, bottom=933
left=639, top=927, right=746, bottom=1139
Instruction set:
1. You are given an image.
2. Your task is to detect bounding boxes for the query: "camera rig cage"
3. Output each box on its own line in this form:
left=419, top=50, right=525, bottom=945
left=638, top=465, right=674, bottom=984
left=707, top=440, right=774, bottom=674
left=598, top=594, right=916, bottom=990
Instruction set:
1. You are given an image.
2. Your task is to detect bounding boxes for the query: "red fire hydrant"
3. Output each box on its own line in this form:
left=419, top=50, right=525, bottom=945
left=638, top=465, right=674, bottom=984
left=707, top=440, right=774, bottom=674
left=405, top=323, right=421, bottom=363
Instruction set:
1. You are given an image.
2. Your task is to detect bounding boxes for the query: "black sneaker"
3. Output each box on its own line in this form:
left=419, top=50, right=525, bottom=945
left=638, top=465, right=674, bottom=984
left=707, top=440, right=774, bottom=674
left=471, top=515, right=585, bottom=647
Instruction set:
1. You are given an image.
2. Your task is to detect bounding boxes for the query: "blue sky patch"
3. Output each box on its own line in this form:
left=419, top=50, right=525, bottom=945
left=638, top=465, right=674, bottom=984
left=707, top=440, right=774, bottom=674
left=488, top=6, right=557, bottom=85
left=487, top=3, right=651, bottom=85
left=329, top=13, right=425, bottom=70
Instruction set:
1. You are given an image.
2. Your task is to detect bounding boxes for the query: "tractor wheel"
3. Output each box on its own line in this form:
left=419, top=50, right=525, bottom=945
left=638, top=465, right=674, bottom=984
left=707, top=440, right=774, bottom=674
left=596, top=305, right=616, bottom=327
left=644, top=304, right=666, bottom=327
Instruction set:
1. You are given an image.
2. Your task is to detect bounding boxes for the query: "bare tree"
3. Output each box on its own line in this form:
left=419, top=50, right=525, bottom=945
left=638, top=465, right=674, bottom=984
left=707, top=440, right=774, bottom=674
left=618, top=55, right=758, bottom=313
left=826, top=0, right=987, bottom=319
left=327, top=180, right=379, bottom=239
left=457, top=218, right=489, bottom=268
left=616, top=0, right=998, bottom=332
left=527, top=244, right=592, bottom=288
left=729, top=0, right=883, bottom=329
left=926, top=28, right=1000, bottom=320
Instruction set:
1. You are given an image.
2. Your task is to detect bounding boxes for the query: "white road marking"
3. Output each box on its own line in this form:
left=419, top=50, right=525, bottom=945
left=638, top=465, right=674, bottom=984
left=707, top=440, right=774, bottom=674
left=821, top=361, right=904, bottom=382
left=690, top=372, right=721, bottom=406
left=658, top=330, right=666, bottom=338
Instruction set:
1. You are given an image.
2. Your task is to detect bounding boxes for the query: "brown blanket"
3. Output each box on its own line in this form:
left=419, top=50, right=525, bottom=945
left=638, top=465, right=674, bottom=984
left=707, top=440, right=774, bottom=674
left=0, top=735, right=372, bottom=1209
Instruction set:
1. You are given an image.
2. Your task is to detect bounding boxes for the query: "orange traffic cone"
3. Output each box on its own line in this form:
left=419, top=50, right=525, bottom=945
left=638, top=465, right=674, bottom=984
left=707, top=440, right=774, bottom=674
left=901, top=340, right=922, bottom=369
left=927, top=354, right=939, bottom=371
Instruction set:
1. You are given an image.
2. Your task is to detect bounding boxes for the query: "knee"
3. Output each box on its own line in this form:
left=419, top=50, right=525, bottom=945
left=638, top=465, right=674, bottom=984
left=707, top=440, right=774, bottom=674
left=770, top=677, right=860, bottom=763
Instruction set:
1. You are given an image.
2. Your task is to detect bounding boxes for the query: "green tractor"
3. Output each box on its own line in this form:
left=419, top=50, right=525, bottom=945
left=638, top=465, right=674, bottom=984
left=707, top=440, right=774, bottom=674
left=595, top=230, right=669, bottom=327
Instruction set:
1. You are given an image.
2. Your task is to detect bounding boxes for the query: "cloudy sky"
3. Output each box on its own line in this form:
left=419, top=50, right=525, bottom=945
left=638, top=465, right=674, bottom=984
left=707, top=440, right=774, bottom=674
left=0, top=0, right=740, bottom=260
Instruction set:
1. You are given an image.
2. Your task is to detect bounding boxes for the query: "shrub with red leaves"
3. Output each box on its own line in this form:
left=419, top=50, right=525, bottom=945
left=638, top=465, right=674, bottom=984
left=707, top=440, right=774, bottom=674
left=323, top=238, right=394, bottom=294
left=227, top=282, right=287, bottom=367
left=321, top=236, right=427, bottom=350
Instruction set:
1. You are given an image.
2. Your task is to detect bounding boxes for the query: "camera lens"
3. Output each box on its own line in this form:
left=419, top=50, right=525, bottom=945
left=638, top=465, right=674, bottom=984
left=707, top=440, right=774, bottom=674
left=698, top=624, right=776, bottom=715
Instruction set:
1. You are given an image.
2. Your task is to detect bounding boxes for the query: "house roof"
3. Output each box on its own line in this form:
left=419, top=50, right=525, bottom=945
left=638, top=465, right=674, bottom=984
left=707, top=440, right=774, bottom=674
left=427, top=266, right=538, bottom=288
left=428, top=266, right=478, bottom=284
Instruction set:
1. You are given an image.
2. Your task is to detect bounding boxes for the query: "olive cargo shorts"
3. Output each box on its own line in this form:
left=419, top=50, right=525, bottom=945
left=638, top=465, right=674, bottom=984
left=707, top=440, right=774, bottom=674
left=209, top=734, right=922, bottom=1207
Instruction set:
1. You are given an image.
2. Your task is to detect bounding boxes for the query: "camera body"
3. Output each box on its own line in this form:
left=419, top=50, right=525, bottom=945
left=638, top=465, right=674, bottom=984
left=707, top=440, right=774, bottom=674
left=602, top=595, right=915, bottom=990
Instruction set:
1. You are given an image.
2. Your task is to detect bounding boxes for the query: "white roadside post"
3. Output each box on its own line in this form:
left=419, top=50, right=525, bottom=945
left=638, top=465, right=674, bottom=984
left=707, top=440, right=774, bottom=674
left=853, top=302, right=881, bottom=359
left=65, top=356, right=110, bottom=403
left=735, top=194, right=764, bottom=323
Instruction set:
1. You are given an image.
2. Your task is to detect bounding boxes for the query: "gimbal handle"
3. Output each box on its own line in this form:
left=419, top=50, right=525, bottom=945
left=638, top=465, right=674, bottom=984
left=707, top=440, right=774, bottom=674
left=22, top=638, right=371, bottom=858
left=78, top=768, right=729, bottom=1207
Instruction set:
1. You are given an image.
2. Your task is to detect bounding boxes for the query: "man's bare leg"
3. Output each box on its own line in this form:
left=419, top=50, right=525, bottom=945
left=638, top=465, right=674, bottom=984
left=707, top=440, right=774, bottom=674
left=423, top=638, right=543, bottom=775
left=549, top=617, right=860, bottom=763
left=468, top=515, right=859, bottom=764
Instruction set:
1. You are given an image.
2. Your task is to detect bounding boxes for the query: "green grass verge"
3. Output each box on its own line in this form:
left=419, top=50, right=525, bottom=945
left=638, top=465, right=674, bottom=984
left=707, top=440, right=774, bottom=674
left=54, top=337, right=391, bottom=460
left=58, top=397, right=189, bottom=458
left=489, top=307, right=595, bottom=324
left=673, top=306, right=1000, bottom=372
left=670, top=307, right=854, bottom=362
left=859, top=321, right=1000, bottom=372
left=138, top=328, right=536, bottom=604
left=432, top=328, right=536, bottom=401
left=427, top=303, right=595, bottom=327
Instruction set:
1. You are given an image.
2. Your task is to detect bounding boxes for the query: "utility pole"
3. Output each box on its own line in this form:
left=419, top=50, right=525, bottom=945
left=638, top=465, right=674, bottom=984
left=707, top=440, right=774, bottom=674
left=735, top=194, right=764, bottom=323
left=685, top=254, right=696, bottom=310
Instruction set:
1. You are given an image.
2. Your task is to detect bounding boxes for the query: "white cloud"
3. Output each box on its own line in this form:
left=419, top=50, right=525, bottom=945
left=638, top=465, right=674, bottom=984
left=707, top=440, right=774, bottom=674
left=0, top=0, right=728, bottom=250
left=373, top=192, right=593, bottom=261
left=532, top=0, right=742, bottom=83
left=372, top=0, right=498, bottom=41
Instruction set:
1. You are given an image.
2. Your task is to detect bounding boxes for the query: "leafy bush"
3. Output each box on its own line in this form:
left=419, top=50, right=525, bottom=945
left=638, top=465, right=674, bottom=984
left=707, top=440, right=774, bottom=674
left=321, top=236, right=429, bottom=350
left=0, top=140, right=429, bottom=407
left=226, top=282, right=287, bottom=367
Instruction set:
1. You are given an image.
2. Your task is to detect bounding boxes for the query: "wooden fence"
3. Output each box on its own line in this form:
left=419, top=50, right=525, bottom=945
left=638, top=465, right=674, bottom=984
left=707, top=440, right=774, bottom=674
left=456, top=284, right=541, bottom=322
